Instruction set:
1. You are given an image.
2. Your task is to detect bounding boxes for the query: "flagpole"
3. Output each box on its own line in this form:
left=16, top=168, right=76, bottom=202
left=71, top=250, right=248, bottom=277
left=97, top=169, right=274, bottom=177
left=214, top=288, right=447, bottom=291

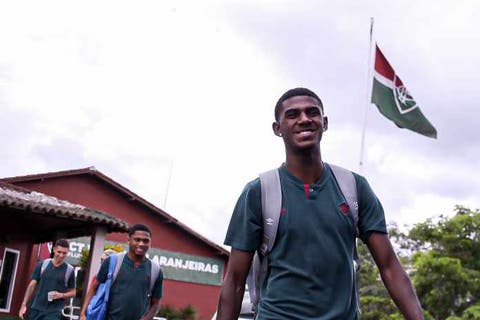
left=359, top=17, right=374, bottom=173
left=163, top=159, right=173, bottom=210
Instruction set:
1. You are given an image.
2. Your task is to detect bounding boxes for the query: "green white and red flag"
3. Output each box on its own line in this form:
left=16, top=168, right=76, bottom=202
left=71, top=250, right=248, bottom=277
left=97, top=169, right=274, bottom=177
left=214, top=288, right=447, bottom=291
left=371, top=45, right=437, bottom=138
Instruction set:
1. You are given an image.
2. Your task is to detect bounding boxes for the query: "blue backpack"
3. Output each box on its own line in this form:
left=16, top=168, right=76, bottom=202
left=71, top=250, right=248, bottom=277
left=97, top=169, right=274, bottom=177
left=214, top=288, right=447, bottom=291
left=86, top=254, right=117, bottom=320
left=86, top=253, right=161, bottom=320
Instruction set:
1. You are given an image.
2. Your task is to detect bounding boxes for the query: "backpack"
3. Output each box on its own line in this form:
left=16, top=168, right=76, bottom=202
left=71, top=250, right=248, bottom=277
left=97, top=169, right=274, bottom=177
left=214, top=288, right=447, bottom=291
left=41, top=259, right=74, bottom=288
left=86, top=252, right=162, bottom=320
left=86, top=254, right=117, bottom=320
left=246, top=163, right=360, bottom=313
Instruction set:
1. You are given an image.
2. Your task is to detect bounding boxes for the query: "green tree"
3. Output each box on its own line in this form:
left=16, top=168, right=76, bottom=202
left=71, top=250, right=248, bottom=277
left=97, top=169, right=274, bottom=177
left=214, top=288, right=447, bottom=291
left=462, top=304, right=480, bottom=319
left=179, top=304, right=196, bottom=320
left=408, top=206, right=480, bottom=319
left=358, top=224, right=434, bottom=320
left=158, top=304, right=180, bottom=319
left=157, top=304, right=197, bottom=320
left=357, top=230, right=402, bottom=319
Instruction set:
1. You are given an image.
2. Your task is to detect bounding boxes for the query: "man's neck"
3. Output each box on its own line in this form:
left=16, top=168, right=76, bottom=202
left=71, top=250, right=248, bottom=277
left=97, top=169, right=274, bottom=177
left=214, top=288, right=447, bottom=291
left=128, top=251, right=146, bottom=264
left=285, top=150, right=324, bottom=184
left=51, top=258, right=65, bottom=267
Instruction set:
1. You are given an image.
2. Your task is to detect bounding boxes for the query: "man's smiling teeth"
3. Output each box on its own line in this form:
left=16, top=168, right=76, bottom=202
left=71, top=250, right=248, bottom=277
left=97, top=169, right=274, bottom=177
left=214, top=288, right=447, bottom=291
left=298, top=130, right=313, bottom=136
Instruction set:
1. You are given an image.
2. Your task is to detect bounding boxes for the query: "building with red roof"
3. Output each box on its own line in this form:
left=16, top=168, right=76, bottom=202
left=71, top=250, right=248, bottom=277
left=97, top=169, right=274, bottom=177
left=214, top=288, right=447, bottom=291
left=1, top=167, right=229, bottom=319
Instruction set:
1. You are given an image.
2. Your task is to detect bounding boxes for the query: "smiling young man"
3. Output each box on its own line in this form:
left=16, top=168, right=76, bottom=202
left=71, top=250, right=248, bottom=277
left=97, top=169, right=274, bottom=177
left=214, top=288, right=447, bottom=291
left=19, top=239, right=76, bottom=320
left=216, top=88, right=424, bottom=319
left=80, top=223, right=163, bottom=320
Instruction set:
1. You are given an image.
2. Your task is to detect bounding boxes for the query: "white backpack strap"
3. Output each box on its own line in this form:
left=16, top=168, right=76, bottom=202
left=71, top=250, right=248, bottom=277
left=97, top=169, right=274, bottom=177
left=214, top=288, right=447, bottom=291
left=65, top=263, right=74, bottom=287
left=41, top=258, right=52, bottom=275
left=328, top=163, right=361, bottom=312
left=41, top=259, right=73, bottom=288
left=150, top=259, right=160, bottom=293
left=112, top=252, right=126, bottom=282
left=248, top=168, right=282, bottom=313
left=328, top=163, right=359, bottom=236
left=259, top=169, right=282, bottom=255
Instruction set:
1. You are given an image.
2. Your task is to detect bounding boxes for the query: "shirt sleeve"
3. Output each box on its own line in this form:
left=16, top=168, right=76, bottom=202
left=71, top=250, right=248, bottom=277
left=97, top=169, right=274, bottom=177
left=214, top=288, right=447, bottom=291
left=224, top=178, right=263, bottom=252
left=67, top=266, right=76, bottom=289
left=31, top=261, right=43, bottom=281
left=96, top=257, right=110, bottom=283
left=151, top=269, right=163, bottom=299
left=354, top=173, right=388, bottom=243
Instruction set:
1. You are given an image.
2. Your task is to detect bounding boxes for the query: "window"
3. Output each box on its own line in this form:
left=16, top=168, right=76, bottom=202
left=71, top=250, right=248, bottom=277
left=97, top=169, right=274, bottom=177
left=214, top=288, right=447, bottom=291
left=0, top=248, right=20, bottom=312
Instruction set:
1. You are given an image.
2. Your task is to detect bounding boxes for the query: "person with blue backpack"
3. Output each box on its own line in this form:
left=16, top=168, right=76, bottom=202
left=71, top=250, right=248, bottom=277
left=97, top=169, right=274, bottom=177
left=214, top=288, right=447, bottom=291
left=79, top=224, right=163, bottom=320
left=19, top=239, right=76, bottom=320
left=216, top=88, right=424, bottom=319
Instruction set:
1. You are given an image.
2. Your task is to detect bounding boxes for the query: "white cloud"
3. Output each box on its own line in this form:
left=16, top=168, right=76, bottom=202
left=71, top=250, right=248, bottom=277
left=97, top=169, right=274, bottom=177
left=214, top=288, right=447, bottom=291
left=1, top=0, right=479, bottom=246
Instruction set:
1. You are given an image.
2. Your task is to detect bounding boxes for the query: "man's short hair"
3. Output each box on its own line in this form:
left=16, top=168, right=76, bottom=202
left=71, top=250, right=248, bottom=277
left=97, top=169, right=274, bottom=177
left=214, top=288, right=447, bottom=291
left=54, top=239, right=70, bottom=249
left=274, top=87, right=323, bottom=121
left=128, top=223, right=152, bottom=237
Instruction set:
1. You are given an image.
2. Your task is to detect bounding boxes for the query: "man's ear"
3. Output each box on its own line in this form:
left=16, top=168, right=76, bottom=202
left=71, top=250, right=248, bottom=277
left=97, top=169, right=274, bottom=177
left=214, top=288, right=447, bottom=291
left=323, top=116, right=328, bottom=132
left=272, top=122, right=282, bottom=137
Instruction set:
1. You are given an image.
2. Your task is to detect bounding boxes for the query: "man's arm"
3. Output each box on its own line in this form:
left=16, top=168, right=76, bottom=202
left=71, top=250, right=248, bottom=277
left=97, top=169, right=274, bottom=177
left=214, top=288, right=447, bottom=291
left=63, top=269, right=77, bottom=299
left=64, top=288, right=76, bottom=299
left=79, top=278, right=100, bottom=320
left=367, top=232, right=424, bottom=320
left=48, top=288, right=76, bottom=301
left=140, top=297, right=161, bottom=320
left=216, top=249, right=254, bottom=320
left=19, top=279, right=37, bottom=319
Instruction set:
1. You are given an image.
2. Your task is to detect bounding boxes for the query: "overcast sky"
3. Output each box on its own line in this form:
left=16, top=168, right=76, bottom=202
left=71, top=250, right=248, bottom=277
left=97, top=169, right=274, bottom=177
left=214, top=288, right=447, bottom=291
left=1, top=1, right=479, bottom=246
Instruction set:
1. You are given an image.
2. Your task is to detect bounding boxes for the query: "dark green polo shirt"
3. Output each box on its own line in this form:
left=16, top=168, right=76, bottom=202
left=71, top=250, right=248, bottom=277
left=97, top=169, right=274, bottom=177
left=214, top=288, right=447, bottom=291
left=30, top=260, right=75, bottom=313
left=97, top=254, right=163, bottom=320
left=224, top=164, right=387, bottom=319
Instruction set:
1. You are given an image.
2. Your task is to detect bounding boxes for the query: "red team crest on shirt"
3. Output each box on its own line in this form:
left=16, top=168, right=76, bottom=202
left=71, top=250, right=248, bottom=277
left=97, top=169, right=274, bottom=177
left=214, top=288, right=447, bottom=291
left=339, top=203, right=349, bottom=215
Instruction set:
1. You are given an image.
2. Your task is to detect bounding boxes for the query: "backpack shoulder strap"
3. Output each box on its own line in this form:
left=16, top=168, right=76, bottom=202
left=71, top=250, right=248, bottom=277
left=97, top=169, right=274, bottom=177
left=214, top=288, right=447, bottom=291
left=328, top=163, right=359, bottom=236
left=108, top=254, right=117, bottom=279
left=149, top=258, right=161, bottom=292
left=64, top=263, right=74, bottom=287
left=41, top=258, right=52, bottom=275
left=41, top=259, right=74, bottom=287
left=327, top=163, right=361, bottom=312
left=112, top=252, right=125, bottom=282
left=258, top=168, right=282, bottom=255
left=248, top=168, right=282, bottom=312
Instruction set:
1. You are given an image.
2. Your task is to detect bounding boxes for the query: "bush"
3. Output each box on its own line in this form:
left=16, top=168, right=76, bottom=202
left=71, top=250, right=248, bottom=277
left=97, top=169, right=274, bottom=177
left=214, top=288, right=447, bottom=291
left=157, top=304, right=197, bottom=320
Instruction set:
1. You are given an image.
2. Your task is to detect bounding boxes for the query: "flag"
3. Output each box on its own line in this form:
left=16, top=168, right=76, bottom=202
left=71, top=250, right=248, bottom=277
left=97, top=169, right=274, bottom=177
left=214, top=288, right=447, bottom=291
left=371, top=45, right=437, bottom=138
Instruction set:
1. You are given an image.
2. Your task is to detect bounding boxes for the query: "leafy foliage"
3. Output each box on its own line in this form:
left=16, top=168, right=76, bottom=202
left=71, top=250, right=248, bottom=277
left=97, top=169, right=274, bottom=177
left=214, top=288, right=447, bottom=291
left=78, top=243, right=125, bottom=269
left=462, top=304, right=480, bottom=319
left=157, top=304, right=197, bottom=320
left=358, top=206, right=480, bottom=319
left=408, top=206, right=480, bottom=319
left=359, top=295, right=400, bottom=319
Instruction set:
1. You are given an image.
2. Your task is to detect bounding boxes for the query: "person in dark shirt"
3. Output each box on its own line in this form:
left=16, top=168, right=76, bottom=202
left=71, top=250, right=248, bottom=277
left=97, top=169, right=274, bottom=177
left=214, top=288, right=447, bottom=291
left=19, top=239, right=76, bottom=320
left=80, top=224, right=163, bottom=320
left=216, top=88, right=424, bottom=319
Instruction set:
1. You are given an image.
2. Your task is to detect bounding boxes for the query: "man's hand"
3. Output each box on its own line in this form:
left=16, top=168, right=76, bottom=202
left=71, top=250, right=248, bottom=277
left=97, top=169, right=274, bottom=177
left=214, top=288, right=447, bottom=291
left=217, top=249, right=254, bottom=320
left=19, top=279, right=37, bottom=320
left=19, top=304, right=27, bottom=319
left=49, top=291, right=64, bottom=300
left=139, top=297, right=161, bottom=320
left=367, top=232, right=424, bottom=319
left=80, top=277, right=100, bottom=320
